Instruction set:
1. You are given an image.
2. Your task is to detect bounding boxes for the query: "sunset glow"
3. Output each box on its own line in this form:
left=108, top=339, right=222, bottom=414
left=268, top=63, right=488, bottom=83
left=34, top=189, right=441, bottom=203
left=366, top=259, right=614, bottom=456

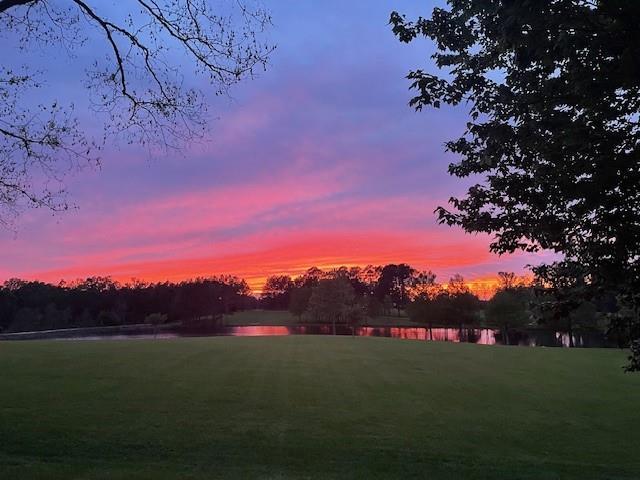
left=0, top=1, right=552, bottom=294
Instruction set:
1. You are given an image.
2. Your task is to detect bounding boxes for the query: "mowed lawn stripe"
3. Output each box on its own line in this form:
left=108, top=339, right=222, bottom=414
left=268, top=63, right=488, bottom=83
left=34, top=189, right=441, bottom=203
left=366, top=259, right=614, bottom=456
left=0, top=336, right=638, bottom=479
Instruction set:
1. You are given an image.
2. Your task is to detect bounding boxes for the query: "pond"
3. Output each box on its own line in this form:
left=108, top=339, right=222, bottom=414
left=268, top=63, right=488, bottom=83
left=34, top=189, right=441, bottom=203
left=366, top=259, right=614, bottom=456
left=7, top=324, right=612, bottom=348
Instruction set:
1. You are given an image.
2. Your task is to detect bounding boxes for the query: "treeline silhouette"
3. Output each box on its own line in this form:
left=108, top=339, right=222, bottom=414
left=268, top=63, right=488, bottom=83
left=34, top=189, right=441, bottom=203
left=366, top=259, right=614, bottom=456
left=0, top=264, right=628, bottom=345
left=261, top=266, right=622, bottom=345
left=0, top=276, right=254, bottom=333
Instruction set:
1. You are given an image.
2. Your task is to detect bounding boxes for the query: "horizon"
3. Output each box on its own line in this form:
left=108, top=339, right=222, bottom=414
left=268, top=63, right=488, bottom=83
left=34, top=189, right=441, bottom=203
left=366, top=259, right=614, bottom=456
left=0, top=263, right=510, bottom=300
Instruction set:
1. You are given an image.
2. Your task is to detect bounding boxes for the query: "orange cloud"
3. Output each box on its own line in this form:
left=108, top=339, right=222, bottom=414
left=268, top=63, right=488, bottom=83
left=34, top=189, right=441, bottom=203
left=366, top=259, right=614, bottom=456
left=25, top=228, right=500, bottom=292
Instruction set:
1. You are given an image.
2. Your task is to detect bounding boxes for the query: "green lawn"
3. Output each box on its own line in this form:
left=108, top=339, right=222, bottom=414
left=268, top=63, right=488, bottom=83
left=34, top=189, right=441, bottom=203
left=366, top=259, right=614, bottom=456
left=223, top=309, right=298, bottom=325
left=1, top=337, right=638, bottom=479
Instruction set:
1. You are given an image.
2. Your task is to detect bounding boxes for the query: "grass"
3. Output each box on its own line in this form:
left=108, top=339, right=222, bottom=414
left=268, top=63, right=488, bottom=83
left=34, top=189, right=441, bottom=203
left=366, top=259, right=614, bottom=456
left=223, top=309, right=299, bottom=325
left=0, top=336, right=639, bottom=479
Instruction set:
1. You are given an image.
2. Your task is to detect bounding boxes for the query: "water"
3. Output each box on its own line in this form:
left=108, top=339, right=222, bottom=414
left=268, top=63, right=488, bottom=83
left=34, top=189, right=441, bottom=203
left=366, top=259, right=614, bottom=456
left=11, top=324, right=611, bottom=347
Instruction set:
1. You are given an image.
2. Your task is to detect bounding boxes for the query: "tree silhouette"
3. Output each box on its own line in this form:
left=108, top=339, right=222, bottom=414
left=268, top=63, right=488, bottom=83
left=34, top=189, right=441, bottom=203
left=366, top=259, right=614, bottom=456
left=288, top=286, right=312, bottom=321
left=307, top=278, right=356, bottom=335
left=391, top=1, right=640, bottom=368
left=375, top=264, right=415, bottom=315
left=0, top=0, right=272, bottom=223
left=486, top=289, right=531, bottom=345
left=261, top=275, right=294, bottom=310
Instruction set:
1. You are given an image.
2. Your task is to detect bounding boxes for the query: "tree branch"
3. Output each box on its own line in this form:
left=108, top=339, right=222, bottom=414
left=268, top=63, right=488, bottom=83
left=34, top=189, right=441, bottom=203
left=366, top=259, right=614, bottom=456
left=0, top=0, right=34, bottom=14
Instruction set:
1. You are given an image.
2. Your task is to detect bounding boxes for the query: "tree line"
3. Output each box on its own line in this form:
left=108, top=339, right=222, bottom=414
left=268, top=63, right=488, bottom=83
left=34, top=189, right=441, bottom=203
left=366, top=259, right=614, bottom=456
left=0, top=264, right=632, bottom=347
left=0, top=276, right=254, bottom=333
left=261, top=266, right=625, bottom=346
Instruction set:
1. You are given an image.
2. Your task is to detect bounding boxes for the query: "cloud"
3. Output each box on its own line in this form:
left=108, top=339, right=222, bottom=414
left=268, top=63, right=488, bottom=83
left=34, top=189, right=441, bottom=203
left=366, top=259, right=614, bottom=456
left=0, top=1, right=551, bottom=292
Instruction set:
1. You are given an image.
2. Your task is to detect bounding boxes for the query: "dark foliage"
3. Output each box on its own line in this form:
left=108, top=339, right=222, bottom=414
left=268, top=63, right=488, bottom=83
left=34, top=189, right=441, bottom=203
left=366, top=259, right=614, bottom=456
left=0, top=276, right=251, bottom=333
left=391, top=1, right=640, bottom=368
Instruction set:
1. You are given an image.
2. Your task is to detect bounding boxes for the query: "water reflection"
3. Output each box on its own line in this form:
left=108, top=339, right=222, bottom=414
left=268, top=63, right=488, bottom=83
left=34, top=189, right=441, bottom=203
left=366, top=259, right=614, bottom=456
left=229, top=326, right=290, bottom=336
left=182, top=325, right=608, bottom=347
left=358, top=327, right=498, bottom=345
left=3, top=324, right=612, bottom=347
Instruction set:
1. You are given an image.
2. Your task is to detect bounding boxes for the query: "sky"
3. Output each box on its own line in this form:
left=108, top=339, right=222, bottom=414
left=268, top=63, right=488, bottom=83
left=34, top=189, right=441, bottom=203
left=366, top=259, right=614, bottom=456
left=0, top=1, right=554, bottom=295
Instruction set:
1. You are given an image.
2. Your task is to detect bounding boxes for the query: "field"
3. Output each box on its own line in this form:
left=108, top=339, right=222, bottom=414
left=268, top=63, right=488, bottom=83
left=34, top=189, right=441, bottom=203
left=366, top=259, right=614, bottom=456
left=1, top=336, right=639, bottom=479
left=223, top=309, right=299, bottom=325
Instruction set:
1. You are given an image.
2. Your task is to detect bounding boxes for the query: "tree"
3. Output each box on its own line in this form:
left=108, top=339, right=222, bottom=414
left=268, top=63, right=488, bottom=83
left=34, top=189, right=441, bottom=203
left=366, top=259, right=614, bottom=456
left=1, top=0, right=272, bottom=223
left=391, top=1, right=640, bottom=369
left=294, top=267, right=325, bottom=289
left=97, top=309, right=121, bottom=327
left=406, top=294, right=434, bottom=338
left=0, top=274, right=251, bottom=332
left=486, top=289, right=531, bottom=345
left=409, top=270, right=439, bottom=300
left=288, top=286, right=312, bottom=321
left=145, top=312, right=168, bottom=337
left=375, top=264, right=415, bottom=315
left=307, top=278, right=356, bottom=335
left=344, top=299, right=366, bottom=336
left=261, top=275, right=294, bottom=310
left=532, top=262, right=592, bottom=347
left=446, top=275, right=481, bottom=328
left=363, top=294, right=383, bottom=319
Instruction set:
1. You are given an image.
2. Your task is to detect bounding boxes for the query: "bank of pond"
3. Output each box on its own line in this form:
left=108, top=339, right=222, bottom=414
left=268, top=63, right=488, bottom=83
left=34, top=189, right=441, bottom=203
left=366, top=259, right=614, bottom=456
left=0, top=322, right=615, bottom=348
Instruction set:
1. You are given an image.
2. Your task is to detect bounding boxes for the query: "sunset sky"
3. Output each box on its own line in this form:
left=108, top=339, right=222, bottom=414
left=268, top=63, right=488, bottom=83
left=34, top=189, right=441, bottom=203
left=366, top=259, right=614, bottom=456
left=0, top=1, right=554, bottom=294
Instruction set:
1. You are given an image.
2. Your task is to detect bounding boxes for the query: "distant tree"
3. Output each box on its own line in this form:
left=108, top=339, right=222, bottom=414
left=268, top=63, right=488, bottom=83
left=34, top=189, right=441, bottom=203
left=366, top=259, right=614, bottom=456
left=406, top=294, right=434, bottom=335
left=288, top=286, right=312, bottom=321
left=382, top=295, right=393, bottom=317
left=294, top=267, right=325, bottom=289
left=261, top=275, right=294, bottom=310
left=409, top=270, right=439, bottom=300
left=1, top=0, right=273, bottom=223
left=376, top=264, right=415, bottom=315
left=8, top=307, right=42, bottom=332
left=360, top=265, right=382, bottom=294
left=77, top=308, right=94, bottom=328
left=445, top=275, right=480, bottom=324
left=446, top=274, right=467, bottom=295
left=0, top=275, right=251, bottom=333
left=145, top=312, right=168, bottom=337
left=345, top=300, right=366, bottom=336
left=409, top=275, right=480, bottom=330
left=332, top=266, right=369, bottom=297
left=497, top=272, right=519, bottom=292
left=307, top=278, right=356, bottom=335
left=97, top=309, right=121, bottom=327
left=391, top=1, right=640, bottom=369
left=486, top=289, right=531, bottom=345
left=364, top=294, right=383, bottom=319
left=0, top=287, right=16, bottom=331
left=42, top=303, right=72, bottom=330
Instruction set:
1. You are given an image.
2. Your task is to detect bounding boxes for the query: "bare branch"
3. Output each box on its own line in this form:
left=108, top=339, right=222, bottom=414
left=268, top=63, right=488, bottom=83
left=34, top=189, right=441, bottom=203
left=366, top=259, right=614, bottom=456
left=0, top=0, right=35, bottom=15
left=0, top=0, right=273, bottom=224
